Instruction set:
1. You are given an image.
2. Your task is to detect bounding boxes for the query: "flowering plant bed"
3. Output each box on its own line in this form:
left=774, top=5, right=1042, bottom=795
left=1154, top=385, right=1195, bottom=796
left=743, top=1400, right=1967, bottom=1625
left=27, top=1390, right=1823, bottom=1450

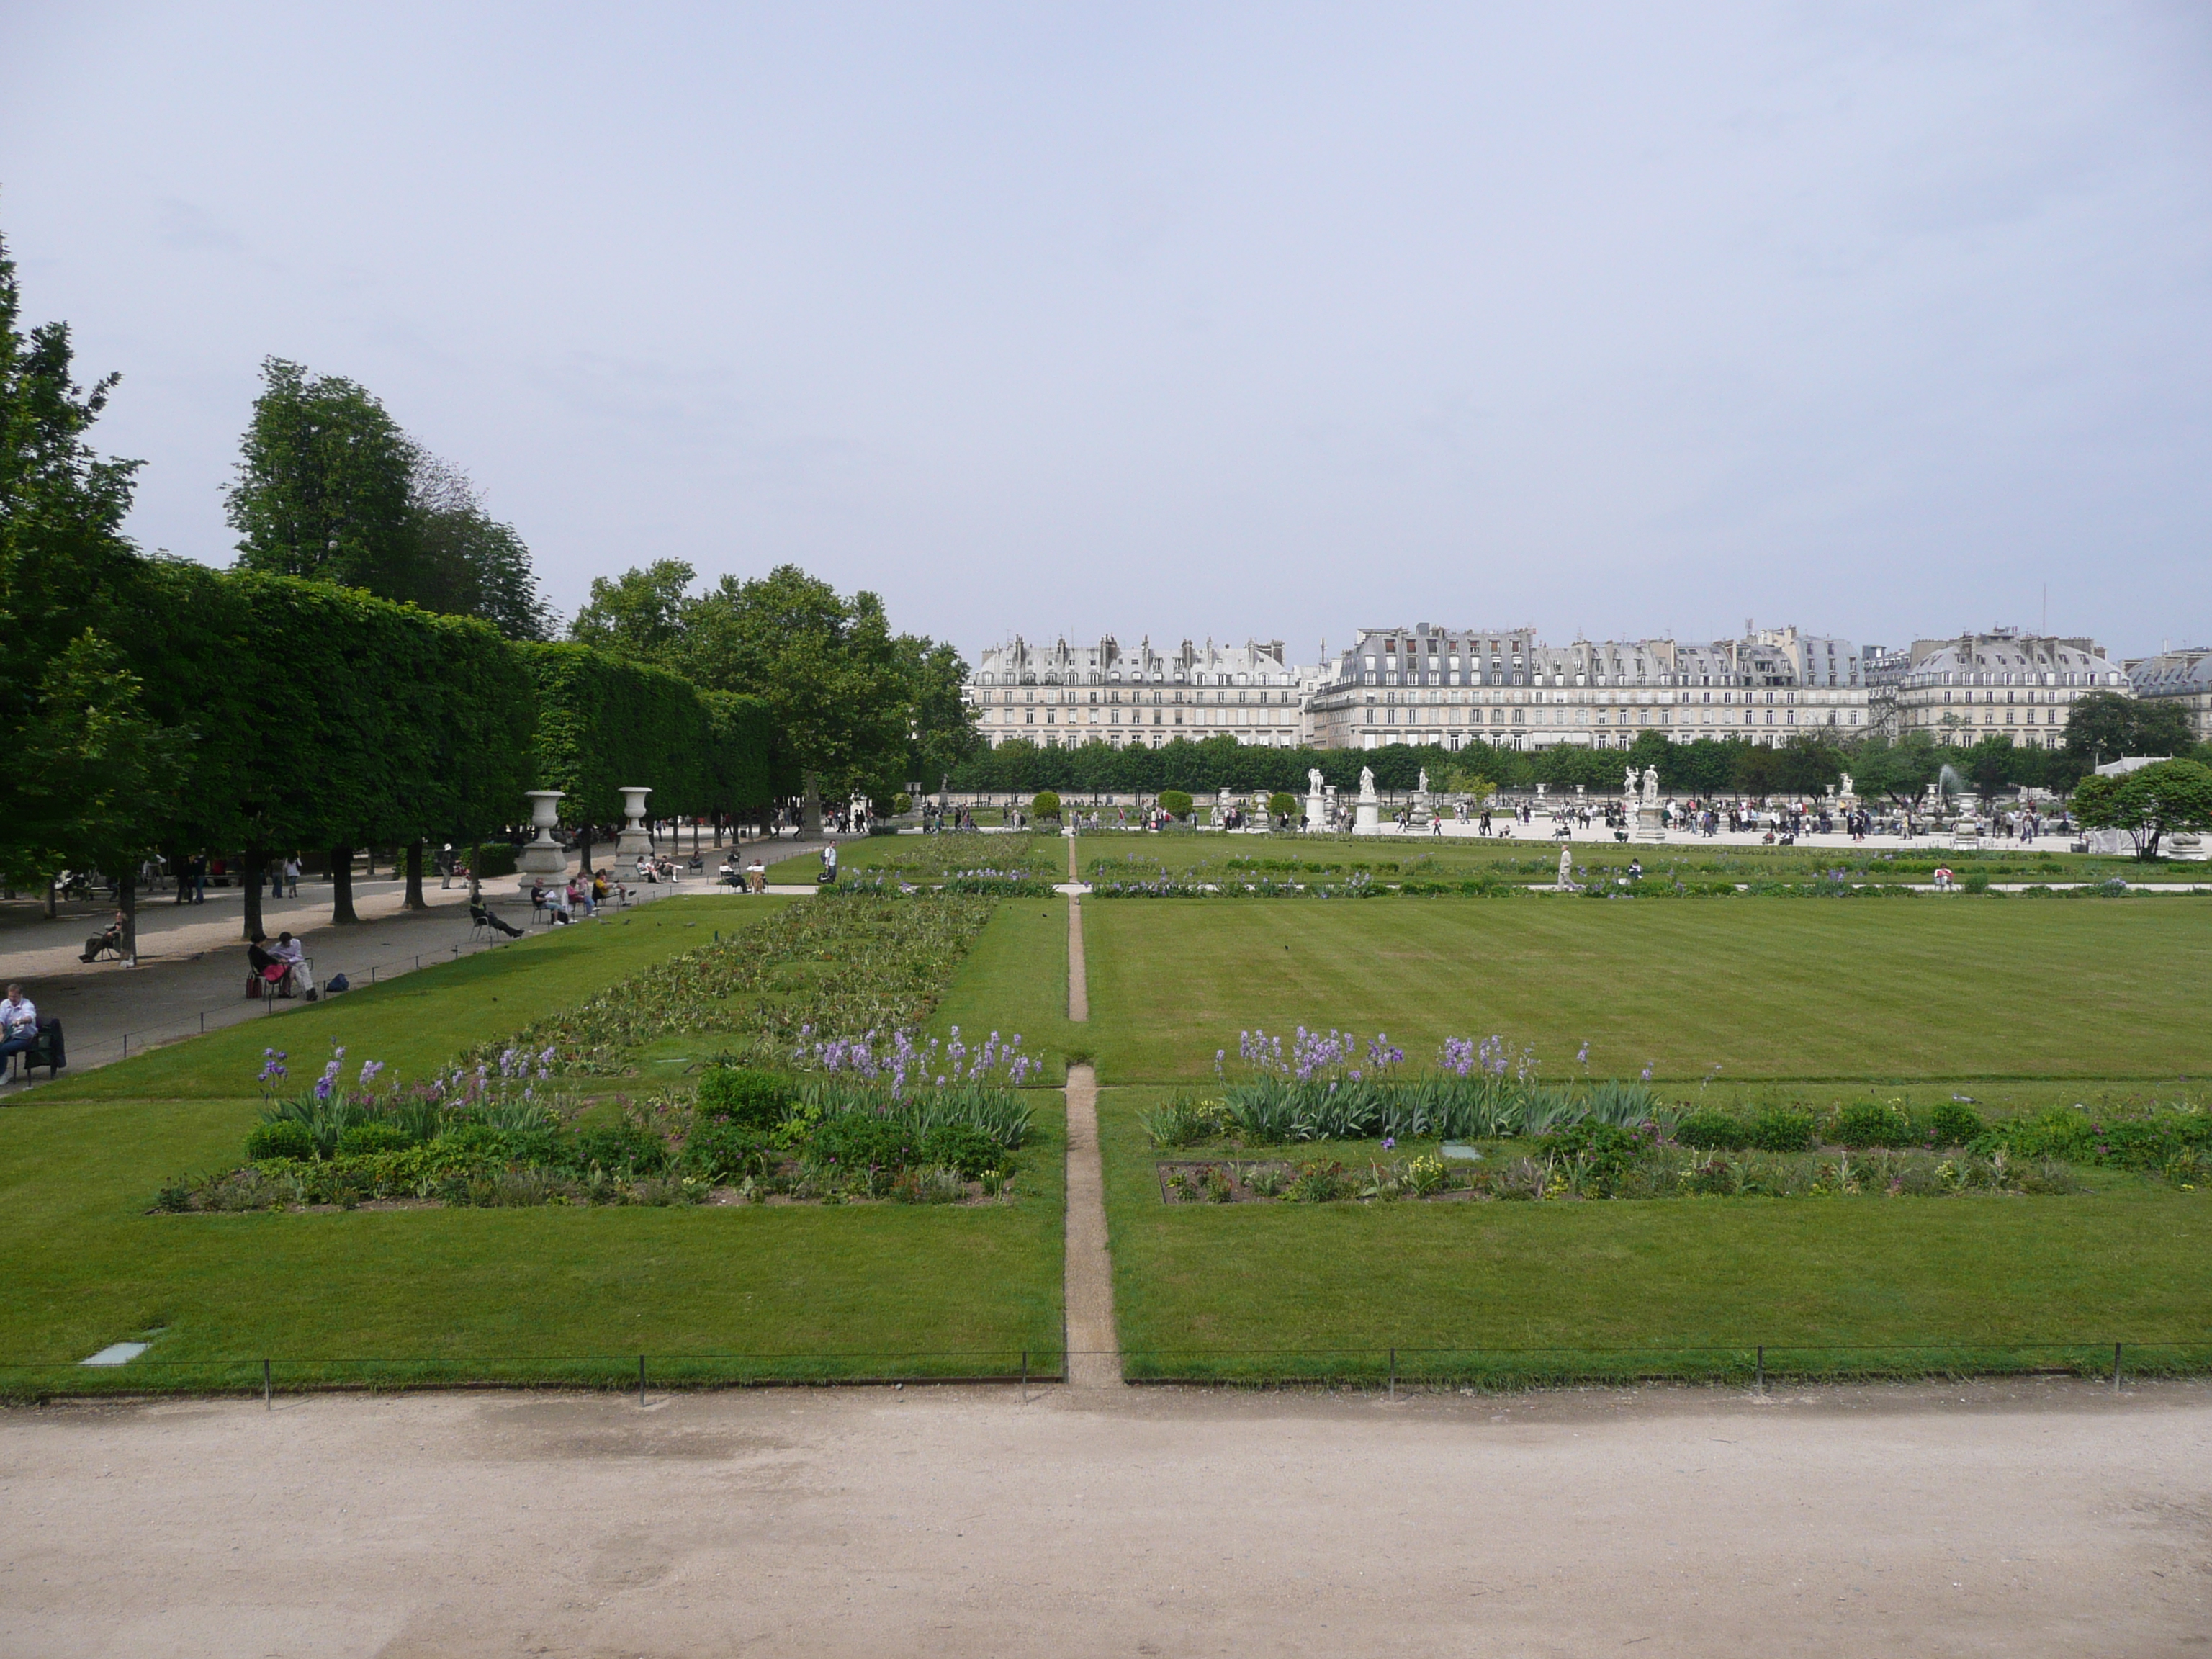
left=1155, top=1138, right=2082, bottom=1205
left=456, top=889, right=1001, bottom=1075
left=154, top=1034, right=1041, bottom=1213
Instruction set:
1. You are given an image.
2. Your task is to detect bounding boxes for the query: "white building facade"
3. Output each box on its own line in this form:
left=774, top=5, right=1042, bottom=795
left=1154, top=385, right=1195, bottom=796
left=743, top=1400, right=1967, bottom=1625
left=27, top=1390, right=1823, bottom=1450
left=966, top=634, right=1310, bottom=748
left=1303, top=623, right=1866, bottom=751
left=1873, top=631, right=2127, bottom=748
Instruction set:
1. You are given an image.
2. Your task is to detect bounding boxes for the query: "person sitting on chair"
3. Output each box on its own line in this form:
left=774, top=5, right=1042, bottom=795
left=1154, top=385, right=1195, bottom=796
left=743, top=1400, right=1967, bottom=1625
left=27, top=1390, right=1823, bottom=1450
left=81, top=912, right=126, bottom=963
left=246, top=933, right=282, bottom=993
left=473, top=900, right=524, bottom=939
left=0, top=984, right=39, bottom=1077
left=271, top=931, right=310, bottom=997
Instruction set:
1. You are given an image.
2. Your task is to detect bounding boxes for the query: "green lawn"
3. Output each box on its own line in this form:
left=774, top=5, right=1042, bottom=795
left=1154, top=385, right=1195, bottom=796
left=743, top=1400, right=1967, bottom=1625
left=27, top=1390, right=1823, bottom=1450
left=928, top=897, right=1084, bottom=1082
left=1081, top=897, right=2212, bottom=1087
left=0, top=894, right=1065, bottom=1389
left=1098, top=1084, right=2212, bottom=1382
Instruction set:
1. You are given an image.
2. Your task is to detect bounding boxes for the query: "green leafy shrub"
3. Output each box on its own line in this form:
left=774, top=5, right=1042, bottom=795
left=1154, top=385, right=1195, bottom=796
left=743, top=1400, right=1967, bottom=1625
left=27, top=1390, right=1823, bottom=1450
left=1268, top=791, right=1297, bottom=820
left=336, top=1122, right=412, bottom=1157
left=920, top=1123, right=1011, bottom=1179
left=809, top=1113, right=922, bottom=1177
left=1031, top=791, right=1061, bottom=820
left=245, top=1120, right=317, bottom=1162
left=892, top=792, right=913, bottom=815
left=1158, top=789, right=1193, bottom=820
left=1833, top=1101, right=1915, bottom=1149
left=1745, top=1108, right=1817, bottom=1151
left=696, top=1066, right=793, bottom=1130
left=679, top=1121, right=775, bottom=1182
left=568, top=1123, right=671, bottom=1177
left=1673, top=1110, right=1748, bottom=1150
left=1537, top=1122, right=1647, bottom=1193
left=1928, top=1100, right=1985, bottom=1146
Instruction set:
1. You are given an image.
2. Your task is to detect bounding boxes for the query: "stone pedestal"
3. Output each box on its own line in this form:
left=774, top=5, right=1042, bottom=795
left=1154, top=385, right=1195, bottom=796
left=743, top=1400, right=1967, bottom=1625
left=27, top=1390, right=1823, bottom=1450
left=518, top=790, right=568, bottom=876
left=1635, top=805, right=1667, bottom=842
left=1305, top=790, right=1326, bottom=830
left=1354, top=799, right=1381, bottom=835
left=615, top=786, right=653, bottom=858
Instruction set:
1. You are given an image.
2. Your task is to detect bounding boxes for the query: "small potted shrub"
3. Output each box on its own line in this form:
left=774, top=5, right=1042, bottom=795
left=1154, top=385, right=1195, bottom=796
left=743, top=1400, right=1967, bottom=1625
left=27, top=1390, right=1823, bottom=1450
left=1158, top=789, right=1193, bottom=822
left=1031, top=791, right=1062, bottom=822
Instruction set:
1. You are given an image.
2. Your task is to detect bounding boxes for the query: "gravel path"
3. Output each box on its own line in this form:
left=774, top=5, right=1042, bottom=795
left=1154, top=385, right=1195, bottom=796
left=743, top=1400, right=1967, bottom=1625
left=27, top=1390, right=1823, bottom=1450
left=4, top=1379, right=2204, bottom=1655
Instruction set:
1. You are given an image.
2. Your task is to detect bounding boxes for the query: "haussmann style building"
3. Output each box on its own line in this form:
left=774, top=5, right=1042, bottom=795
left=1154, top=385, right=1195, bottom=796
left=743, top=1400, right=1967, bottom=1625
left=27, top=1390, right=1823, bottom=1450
left=1866, top=630, right=2128, bottom=749
left=965, top=634, right=1313, bottom=748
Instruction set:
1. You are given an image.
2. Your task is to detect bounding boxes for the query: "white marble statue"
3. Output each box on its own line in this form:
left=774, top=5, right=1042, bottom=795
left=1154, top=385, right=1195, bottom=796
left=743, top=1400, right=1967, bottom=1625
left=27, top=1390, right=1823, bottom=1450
left=1308, top=767, right=1324, bottom=796
left=1625, top=765, right=1639, bottom=797
left=1417, top=768, right=1429, bottom=795
left=1839, top=772, right=1854, bottom=799
left=1359, top=766, right=1377, bottom=800
left=1641, top=765, right=1659, bottom=805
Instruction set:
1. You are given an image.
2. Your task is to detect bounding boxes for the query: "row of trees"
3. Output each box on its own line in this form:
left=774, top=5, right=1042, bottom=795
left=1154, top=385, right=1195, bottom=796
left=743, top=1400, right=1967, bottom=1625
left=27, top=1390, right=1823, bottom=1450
left=951, top=720, right=2212, bottom=808
left=0, top=238, right=773, bottom=950
left=570, top=559, right=976, bottom=803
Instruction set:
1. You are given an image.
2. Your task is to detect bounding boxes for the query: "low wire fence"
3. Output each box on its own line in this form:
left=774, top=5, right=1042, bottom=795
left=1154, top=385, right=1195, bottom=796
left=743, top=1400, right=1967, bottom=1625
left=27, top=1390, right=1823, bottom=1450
left=0, top=1349, right=1064, bottom=1402
left=7, top=1341, right=2210, bottom=1401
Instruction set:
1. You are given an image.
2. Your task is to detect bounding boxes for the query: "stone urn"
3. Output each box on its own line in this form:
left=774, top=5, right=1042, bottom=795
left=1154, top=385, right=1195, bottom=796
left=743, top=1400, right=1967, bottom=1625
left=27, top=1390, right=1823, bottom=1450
left=518, top=790, right=568, bottom=876
left=616, top=786, right=653, bottom=858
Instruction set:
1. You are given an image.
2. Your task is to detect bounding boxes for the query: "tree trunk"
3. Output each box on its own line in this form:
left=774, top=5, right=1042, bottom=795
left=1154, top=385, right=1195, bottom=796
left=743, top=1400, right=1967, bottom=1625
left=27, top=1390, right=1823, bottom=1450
left=404, top=840, right=428, bottom=910
left=580, top=828, right=593, bottom=874
left=802, top=775, right=822, bottom=837
left=242, top=850, right=266, bottom=940
left=45, top=878, right=57, bottom=920
left=364, top=845, right=376, bottom=880
left=330, top=848, right=359, bottom=924
left=119, top=872, right=138, bottom=963
left=467, top=842, right=482, bottom=904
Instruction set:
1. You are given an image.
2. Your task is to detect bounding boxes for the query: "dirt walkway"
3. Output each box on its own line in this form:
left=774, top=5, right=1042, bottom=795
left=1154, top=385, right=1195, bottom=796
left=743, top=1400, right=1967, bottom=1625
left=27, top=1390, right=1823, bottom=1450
left=4, top=1379, right=2204, bottom=1655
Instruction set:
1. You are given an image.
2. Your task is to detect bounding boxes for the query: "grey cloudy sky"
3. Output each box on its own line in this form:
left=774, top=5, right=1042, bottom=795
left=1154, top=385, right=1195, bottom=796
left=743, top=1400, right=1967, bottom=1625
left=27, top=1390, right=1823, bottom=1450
left=4, top=2, right=2208, bottom=665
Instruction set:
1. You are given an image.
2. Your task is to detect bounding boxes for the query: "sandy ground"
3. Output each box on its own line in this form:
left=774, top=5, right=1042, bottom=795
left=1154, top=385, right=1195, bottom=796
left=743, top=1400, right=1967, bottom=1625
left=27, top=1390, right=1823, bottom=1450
left=2, top=1378, right=2206, bottom=1657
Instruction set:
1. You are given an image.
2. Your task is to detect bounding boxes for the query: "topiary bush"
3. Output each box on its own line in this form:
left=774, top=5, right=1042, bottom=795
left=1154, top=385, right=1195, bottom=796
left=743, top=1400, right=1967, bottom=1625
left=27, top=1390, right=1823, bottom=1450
left=1268, top=791, right=1298, bottom=821
left=696, top=1066, right=793, bottom=1130
left=1158, top=789, right=1193, bottom=820
left=246, top=1119, right=317, bottom=1161
left=892, top=791, right=913, bottom=816
left=1928, top=1100, right=1985, bottom=1146
left=1832, top=1100, right=1915, bottom=1149
left=1745, top=1108, right=1817, bottom=1151
left=1673, top=1110, right=1748, bottom=1151
left=1031, top=791, right=1061, bottom=821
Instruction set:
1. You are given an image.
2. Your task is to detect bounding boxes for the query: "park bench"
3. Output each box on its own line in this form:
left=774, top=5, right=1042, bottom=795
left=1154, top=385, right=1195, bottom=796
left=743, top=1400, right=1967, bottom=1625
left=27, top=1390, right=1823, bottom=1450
left=9, top=1017, right=66, bottom=1082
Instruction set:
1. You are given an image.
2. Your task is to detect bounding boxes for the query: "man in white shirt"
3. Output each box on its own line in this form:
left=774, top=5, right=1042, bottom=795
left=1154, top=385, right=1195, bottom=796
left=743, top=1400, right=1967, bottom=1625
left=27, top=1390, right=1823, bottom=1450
left=270, top=933, right=313, bottom=997
left=1, top=984, right=40, bottom=1077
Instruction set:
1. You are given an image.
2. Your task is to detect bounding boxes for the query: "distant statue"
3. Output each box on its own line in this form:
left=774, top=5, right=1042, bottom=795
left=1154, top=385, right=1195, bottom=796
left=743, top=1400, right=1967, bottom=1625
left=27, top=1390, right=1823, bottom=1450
left=1840, top=771, right=1854, bottom=799
left=1625, top=765, right=1639, bottom=798
left=1417, top=768, right=1430, bottom=795
left=1641, top=765, right=1659, bottom=805
left=1308, top=767, right=1325, bottom=796
left=1359, top=766, right=1377, bottom=800
left=1558, top=845, right=1575, bottom=890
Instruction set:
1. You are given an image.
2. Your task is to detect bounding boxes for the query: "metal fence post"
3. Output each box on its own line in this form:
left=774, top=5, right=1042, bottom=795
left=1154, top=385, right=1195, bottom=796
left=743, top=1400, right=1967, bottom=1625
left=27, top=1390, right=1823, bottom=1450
left=1389, top=1346, right=1398, bottom=1398
left=263, top=1358, right=271, bottom=1409
left=2113, top=1341, right=2123, bottom=1393
left=639, top=1354, right=647, bottom=1406
left=1021, top=1349, right=1028, bottom=1401
left=1755, top=1345, right=1764, bottom=1394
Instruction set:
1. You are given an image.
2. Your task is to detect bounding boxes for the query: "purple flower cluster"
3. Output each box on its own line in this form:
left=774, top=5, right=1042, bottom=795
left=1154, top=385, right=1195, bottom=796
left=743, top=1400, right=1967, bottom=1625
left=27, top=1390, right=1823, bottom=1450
left=797, top=1025, right=1035, bottom=1096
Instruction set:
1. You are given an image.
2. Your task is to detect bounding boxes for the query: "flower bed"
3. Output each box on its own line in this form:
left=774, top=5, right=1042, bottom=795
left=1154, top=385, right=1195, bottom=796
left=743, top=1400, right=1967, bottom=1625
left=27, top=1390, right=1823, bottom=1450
left=154, top=1035, right=1040, bottom=1213
left=458, top=889, right=1000, bottom=1076
left=1155, top=1137, right=2080, bottom=1205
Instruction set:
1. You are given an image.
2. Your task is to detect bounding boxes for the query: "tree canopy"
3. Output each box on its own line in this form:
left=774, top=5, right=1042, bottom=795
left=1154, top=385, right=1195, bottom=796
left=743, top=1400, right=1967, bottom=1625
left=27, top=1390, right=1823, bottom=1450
left=227, top=357, right=553, bottom=639
left=2070, top=760, right=2212, bottom=860
left=571, top=559, right=976, bottom=799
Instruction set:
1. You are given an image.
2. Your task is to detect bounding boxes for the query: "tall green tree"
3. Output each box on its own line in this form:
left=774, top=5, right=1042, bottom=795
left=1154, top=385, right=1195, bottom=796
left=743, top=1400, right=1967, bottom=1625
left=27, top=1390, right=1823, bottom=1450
left=227, top=358, right=418, bottom=593
left=2065, top=689, right=2193, bottom=766
left=406, top=449, right=554, bottom=640
left=569, top=558, right=696, bottom=657
left=0, top=230, right=189, bottom=912
left=2071, top=760, right=2212, bottom=860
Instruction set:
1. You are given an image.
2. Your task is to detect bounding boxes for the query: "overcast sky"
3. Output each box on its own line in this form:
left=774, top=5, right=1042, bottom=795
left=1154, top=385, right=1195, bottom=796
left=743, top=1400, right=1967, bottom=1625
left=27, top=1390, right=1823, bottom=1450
left=4, top=3, right=2208, bottom=665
